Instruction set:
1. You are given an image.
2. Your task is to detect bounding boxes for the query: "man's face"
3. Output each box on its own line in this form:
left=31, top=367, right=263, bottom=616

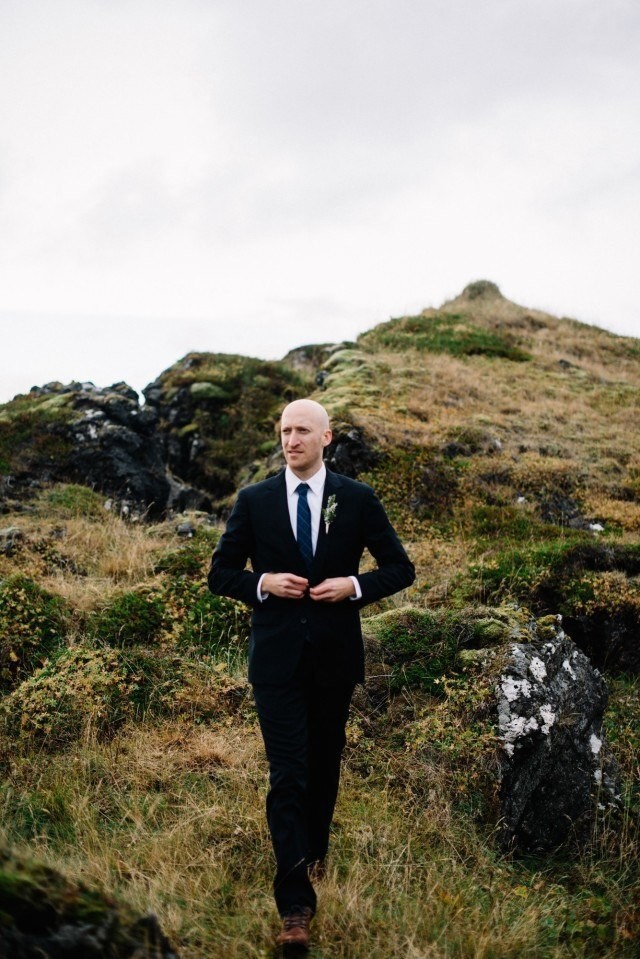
left=280, top=402, right=332, bottom=478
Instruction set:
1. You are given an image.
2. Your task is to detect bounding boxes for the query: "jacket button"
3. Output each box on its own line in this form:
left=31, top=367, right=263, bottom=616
left=300, top=617, right=307, bottom=624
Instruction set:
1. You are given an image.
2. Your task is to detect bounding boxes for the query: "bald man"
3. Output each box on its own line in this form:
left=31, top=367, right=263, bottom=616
left=208, top=399, right=414, bottom=949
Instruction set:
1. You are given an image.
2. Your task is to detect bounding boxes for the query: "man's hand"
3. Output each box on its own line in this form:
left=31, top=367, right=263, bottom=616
left=262, top=572, right=309, bottom=599
left=309, top=577, right=356, bottom=603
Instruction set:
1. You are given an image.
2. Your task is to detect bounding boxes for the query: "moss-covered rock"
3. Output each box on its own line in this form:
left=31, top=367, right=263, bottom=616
left=0, top=848, right=179, bottom=958
left=363, top=606, right=459, bottom=692
left=0, top=383, right=179, bottom=518
left=142, top=352, right=313, bottom=502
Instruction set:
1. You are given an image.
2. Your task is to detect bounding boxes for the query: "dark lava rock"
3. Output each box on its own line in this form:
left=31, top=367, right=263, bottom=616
left=324, top=427, right=379, bottom=478
left=142, top=352, right=311, bottom=501
left=0, top=382, right=207, bottom=518
left=496, top=616, right=620, bottom=850
left=0, top=850, right=180, bottom=958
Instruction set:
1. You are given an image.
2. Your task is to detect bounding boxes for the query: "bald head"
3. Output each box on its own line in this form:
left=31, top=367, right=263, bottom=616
left=280, top=398, right=332, bottom=479
left=281, top=398, right=330, bottom=430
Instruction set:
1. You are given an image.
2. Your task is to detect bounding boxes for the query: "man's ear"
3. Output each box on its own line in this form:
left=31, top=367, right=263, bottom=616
left=322, top=429, right=333, bottom=448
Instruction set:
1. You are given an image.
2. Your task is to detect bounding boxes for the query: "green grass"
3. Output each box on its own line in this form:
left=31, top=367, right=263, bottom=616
left=359, top=312, right=532, bottom=362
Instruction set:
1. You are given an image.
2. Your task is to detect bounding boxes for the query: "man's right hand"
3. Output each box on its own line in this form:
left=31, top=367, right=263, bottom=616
left=261, top=572, right=309, bottom=599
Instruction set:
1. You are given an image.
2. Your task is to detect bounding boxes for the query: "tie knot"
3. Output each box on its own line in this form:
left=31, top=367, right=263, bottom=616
left=296, top=483, right=310, bottom=497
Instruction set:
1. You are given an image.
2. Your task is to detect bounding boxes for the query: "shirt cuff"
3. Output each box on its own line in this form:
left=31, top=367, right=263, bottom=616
left=257, top=573, right=269, bottom=602
left=349, top=575, right=362, bottom=600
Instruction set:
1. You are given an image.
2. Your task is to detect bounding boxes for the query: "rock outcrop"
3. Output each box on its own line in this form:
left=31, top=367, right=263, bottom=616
left=361, top=605, right=620, bottom=851
left=0, top=382, right=207, bottom=517
left=143, top=352, right=312, bottom=501
left=494, top=615, right=619, bottom=849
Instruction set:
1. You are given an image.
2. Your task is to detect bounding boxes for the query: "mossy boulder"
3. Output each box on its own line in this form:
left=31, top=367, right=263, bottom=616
left=0, top=848, right=179, bottom=958
left=362, top=603, right=534, bottom=694
left=363, top=606, right=459, bottom=692
left=401, top=608, right=620, bottom=850
left=0, top=382, right=197, bottom=518
left=142, top=352, right=313, bottom=501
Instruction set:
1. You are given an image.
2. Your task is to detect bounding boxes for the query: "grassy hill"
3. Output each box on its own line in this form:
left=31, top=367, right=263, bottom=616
left=0, top=282, right=638, bottom=957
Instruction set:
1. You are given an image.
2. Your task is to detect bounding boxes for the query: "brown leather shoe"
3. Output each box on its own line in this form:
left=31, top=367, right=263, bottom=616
left=275, top=907, right=313, bottom=949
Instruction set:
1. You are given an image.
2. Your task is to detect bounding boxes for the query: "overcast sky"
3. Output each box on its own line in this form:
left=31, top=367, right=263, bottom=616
left=1, top=0, right=639, bottom=405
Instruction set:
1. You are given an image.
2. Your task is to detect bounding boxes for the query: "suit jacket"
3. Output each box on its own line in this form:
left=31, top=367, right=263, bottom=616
left=208, top=468, right=415, bottom=686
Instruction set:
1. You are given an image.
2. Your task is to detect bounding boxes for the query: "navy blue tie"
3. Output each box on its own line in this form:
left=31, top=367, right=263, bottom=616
left=296, top=483, right=313, bottom=570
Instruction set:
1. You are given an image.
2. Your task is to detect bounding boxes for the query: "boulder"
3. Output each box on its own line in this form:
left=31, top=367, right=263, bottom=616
left=325, top=426, right=379, bottom=478
left=0, top=849, right=179, bottom=958
left=362, top=605, right=620, bottom=851
left=495, top=616, right=620, bottom=849
left=0, top=382, right=208, bottom=518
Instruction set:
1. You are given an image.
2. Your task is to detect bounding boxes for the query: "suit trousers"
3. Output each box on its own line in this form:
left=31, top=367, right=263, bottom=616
left=252, top=645, right=355, bottom=916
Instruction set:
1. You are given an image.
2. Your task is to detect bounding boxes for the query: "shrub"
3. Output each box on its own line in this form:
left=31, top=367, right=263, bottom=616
left=170, top=581, right=250, bottom=664
left=1, top=646, right=134, bottom=748
left=88, top=589, right=166, bottom=647
left=0, top=576, right=69, bottom=691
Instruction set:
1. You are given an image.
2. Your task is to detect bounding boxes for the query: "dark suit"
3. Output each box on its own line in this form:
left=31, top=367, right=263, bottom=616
left=208, top=467, right=414, bottom=914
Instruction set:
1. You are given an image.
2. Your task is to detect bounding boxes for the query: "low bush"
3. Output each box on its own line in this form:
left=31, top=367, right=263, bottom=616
left=88, top=588, right=167, bottom=647
left=0, top=575, right=69, bottom=690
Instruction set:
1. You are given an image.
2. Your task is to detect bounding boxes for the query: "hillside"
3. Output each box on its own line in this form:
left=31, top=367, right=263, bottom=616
left=0, top=281, right=638, bottom=957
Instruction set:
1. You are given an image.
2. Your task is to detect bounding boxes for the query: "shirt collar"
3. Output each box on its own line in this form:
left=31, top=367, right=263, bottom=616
left=285, top=463, right=326, bottom=496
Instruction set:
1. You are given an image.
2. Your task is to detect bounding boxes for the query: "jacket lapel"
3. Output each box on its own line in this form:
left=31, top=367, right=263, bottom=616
left=266, top=471, right=299, bottom=556
left=311, top=469, right=342, bottom=577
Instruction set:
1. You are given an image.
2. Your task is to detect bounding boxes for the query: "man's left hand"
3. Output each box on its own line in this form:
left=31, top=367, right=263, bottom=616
left=309, top=577, right=356, bottom=602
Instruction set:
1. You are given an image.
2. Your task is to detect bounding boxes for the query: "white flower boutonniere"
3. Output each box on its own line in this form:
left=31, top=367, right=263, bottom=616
left=323, top=494, right=337, bottom=534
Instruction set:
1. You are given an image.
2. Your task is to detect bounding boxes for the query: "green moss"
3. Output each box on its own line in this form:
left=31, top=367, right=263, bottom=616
left=0, top=576, right=69, bottom=691
left=155, top=528, right=220, bottom=579
left=189, top=381, right=231, bottom=400
left=363, top=606, right=459, bottom=692
left=0, top=849, right=176, bottom=956
left=359, top=312, right=531, bottom=361
left=470, top=505, right=562, bottom=543
left=0, top=404, right=76, bottom=476
left=360, top=446, right=463, bottom=532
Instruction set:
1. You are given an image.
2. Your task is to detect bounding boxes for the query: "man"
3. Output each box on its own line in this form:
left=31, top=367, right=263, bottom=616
left=208, top=398, right=414, bottom=949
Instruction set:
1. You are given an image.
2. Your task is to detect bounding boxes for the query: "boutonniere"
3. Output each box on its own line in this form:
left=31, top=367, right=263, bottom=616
left=323, top=494, right=337, bottom=533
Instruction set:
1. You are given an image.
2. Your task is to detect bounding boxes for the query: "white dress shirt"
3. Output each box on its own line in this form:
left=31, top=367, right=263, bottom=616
left=257, top=465, right=361, bottom=600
